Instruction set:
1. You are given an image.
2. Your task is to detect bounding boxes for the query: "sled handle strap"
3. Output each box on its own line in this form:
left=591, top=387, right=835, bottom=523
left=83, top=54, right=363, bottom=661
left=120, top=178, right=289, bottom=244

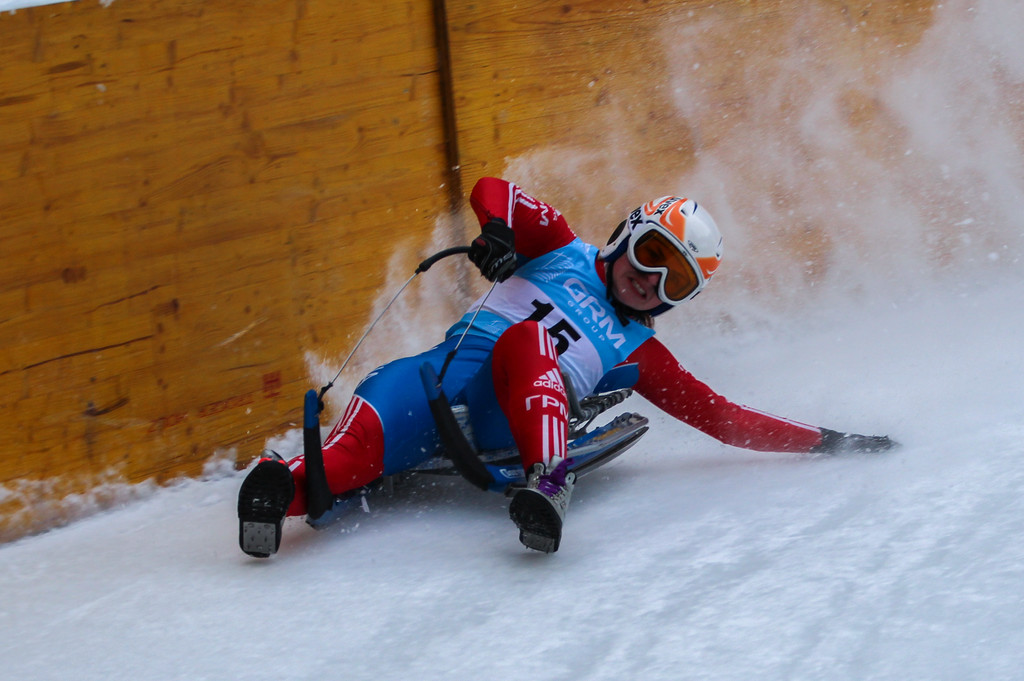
left=415, top=246, right=471, bottom=273
left=436, top=277, right=499, bottom=383
left=317, top=245, right=473, bottom=410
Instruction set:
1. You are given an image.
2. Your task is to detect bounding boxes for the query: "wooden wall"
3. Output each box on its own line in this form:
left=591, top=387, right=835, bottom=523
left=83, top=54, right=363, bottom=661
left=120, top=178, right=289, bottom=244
left=0, top=0, right=453, bottom=540
left=0, top=0, right=936, bottom=541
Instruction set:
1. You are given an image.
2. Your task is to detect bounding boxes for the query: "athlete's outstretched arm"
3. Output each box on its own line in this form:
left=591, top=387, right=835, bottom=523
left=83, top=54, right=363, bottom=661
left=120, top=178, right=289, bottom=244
left=627, top=337, right=895, bottom=453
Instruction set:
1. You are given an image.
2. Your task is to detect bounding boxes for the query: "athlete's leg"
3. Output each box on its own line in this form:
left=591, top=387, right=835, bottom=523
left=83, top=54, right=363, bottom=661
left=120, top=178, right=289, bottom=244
left=490, top=321, right=569, bottom=471
left=283, top=337, right=494, bottom=516
left=284, top=394, right=385, bottom=516
left=239, top=337, right=490, bottom=555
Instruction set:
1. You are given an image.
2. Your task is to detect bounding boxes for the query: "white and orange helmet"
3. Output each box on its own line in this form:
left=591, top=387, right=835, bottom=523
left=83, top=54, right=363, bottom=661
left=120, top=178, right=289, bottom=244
left=599, top=196, right=723, bottom=315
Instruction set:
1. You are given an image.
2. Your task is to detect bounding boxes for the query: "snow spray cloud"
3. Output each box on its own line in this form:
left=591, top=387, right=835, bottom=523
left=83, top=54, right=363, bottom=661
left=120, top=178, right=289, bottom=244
left=507, top=0, right=1024, bottom=327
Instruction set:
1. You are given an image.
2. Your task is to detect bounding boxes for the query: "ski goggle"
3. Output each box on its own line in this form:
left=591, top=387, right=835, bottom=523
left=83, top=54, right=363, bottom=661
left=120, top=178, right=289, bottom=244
left=627, top=225, right=701, bottom=304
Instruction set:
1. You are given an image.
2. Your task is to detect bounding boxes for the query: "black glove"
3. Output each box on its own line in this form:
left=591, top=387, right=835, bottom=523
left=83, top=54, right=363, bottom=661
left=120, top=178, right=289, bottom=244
left=468, top=218, right=516, bottom=282
left=812, top=428, right=899, bottom=454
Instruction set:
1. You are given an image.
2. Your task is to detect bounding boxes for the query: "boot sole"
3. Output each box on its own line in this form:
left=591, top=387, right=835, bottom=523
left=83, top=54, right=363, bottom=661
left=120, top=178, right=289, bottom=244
left=238, top=460, right=295, bottom=558
left=508, top=488, right=563, bottom=553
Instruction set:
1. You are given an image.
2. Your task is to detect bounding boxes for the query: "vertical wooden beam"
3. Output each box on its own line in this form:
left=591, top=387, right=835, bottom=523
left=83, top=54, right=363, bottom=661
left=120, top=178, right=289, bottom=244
left=432, top=0, right=464, bottom=217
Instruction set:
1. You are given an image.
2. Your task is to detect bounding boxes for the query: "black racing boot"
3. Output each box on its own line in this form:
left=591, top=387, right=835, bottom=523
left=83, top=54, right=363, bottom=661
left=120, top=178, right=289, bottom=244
left=508, top=457, right=576, bottom=554
left=238, top=453, right=295, bottom=558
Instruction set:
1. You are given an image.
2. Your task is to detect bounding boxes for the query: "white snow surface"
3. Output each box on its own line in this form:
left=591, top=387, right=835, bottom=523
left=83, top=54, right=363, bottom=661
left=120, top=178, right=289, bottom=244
left=4, top=1, right=1024, bottom=679
left=3, top=281, right=1024, bottom=681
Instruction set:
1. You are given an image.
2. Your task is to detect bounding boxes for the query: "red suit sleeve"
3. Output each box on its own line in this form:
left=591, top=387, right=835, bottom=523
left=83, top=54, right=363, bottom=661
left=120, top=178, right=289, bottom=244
left=628, top=337, right=825, bottom=453
left=469, top=177, right=576, bottom=257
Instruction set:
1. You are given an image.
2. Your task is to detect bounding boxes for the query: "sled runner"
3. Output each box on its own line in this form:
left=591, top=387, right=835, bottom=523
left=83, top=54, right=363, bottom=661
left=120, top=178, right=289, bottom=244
left=303, top=363, right=649, bottom=530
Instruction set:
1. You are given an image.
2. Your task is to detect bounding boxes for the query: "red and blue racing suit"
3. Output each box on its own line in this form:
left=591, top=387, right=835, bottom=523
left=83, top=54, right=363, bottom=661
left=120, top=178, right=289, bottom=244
left=282, top=178, right=824, bottom=515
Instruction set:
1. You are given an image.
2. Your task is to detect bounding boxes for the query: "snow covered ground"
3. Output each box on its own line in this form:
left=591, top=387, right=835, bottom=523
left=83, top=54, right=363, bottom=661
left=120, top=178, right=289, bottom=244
left=3, top=277, right=1023, bottom=681
left=4, top=1, right=1024, bottom=679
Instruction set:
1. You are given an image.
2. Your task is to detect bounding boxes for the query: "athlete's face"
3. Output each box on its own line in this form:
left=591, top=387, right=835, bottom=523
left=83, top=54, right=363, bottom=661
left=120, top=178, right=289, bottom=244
left=609, top=256, right=663, bottom=311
